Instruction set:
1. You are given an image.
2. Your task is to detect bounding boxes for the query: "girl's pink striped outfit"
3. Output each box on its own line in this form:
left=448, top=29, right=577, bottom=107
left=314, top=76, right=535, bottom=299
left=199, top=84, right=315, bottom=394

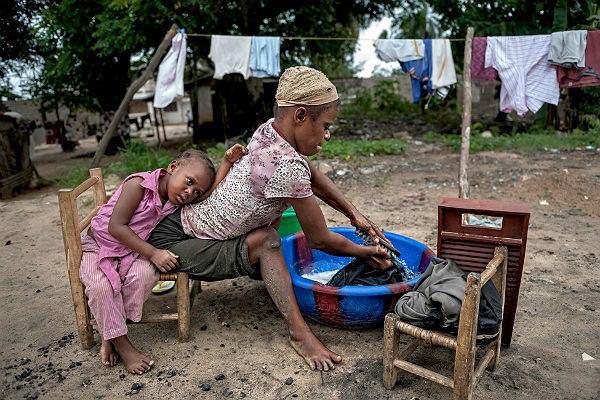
left=79, top=169, right=176, bottom=340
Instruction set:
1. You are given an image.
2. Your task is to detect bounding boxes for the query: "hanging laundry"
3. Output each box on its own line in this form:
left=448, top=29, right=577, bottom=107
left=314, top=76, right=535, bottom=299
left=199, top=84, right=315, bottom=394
left=430, top=39, right=458, bottom=99
left=375, top=39, right=425, bottom=62
left=395, top=257, right=502, bottom=344
left=249, top=36, right=281, bottom=78
left=548, top=30, right=587, bottom=68
left=376, top=38, right=456, bottom=103
left=471, top=37, right=498, bottom=81
left=153, top=30, right=187, bottom=108
left=399, top=39, right=432, bottom=103
left=209, top=35, right=252, bottom=79
left=557, top=30, right=600, bottom=88
left=485, top=35, right=560, bottom=116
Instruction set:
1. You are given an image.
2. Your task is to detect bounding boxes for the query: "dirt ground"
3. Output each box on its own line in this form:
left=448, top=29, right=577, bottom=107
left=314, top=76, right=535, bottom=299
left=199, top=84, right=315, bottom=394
left=1, top=139, right=598, bottom=400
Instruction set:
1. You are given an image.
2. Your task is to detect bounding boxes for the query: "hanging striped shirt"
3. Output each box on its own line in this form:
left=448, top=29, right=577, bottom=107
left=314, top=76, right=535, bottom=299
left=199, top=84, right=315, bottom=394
left=485, top=35, right=559, bottom=116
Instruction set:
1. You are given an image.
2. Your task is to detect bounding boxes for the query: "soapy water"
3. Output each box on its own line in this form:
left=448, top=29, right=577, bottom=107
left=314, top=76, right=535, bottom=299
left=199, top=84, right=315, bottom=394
left=298, top=256, right=416, bottom=285
left=392, top=256, right=416, bottom=280
left=301, top=269, right=340, bottom=285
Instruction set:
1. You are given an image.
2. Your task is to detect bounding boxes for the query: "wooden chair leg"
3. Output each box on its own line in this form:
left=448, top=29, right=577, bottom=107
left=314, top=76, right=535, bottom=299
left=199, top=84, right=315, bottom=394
left=176, top=272, right=191, bottom=342
left=383, top=313, right=400, bottom=389
left=71, top=278, right=95, bottom=350
left=453, top=274, right=480, bottom=400
left=490, top=247, right=507, bottom=371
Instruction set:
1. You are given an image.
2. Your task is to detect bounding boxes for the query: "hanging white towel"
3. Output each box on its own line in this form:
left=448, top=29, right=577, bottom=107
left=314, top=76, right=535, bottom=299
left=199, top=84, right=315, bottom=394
left=153, top=31, right=187, bottom=108
left=374, top=39, right=425, bottom=63
left=430, top=39, right=457, bottom=90
left=209, top=35, right=252, bottom=79
left=485, top=35, right=559, bottom=116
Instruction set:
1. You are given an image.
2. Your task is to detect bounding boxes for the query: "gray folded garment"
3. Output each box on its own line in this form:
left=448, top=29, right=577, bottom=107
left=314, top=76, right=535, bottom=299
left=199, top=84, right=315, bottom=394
left=395, top=257, right=465, bottom=330
left=548, top=30, right=587, bottom=68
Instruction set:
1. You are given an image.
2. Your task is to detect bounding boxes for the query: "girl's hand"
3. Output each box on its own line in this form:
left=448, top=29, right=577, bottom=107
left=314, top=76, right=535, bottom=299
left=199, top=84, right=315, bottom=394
left=150, top=249, right=179, bottom=273
left=224, top=144, right=248, bottom=164
left=362, top=245, right=392, bottom=270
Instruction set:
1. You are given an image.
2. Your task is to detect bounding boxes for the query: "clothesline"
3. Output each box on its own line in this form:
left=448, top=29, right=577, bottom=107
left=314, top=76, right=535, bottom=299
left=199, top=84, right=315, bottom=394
left=186, top=33, right=467, bottom=42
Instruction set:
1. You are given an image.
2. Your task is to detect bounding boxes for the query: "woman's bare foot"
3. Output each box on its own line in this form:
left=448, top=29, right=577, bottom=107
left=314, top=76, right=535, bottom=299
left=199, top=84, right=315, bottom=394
left=289, top=329, right=342, bottom=371
left=100, top=340, right=120, bottom=367
left=110, top=335, right=154, bottom=375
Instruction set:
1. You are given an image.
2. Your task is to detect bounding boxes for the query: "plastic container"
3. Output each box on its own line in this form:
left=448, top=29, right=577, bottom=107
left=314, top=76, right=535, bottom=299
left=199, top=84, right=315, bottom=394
left=281, top=227, right=435, bottom=329
left=277, top=207, right=303, bottom=237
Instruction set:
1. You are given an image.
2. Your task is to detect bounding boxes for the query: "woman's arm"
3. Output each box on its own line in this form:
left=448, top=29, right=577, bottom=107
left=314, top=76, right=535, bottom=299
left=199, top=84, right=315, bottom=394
left=288, top=195, right=391, bottom=270
left=307, top=160, right=390, bottom=245
left=108, top=178, right=178, bottom=272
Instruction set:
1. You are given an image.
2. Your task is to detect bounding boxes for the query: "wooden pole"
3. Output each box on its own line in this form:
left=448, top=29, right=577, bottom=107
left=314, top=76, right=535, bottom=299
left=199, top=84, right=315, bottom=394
left=91, top=23, right=179, bottom=167
left=459, top=27, right=474, bottom=199
left=159, top=108, right=168, bottom=142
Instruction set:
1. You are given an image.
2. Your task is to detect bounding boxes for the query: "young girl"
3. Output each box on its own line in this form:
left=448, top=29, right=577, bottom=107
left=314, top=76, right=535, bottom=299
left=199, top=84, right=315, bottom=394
left=80, top=145, right=246, bottom=375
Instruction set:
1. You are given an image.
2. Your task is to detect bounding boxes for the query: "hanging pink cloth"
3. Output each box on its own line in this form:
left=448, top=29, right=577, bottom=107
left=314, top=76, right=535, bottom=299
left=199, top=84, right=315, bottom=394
left=471, top=37, right=497, bottom=81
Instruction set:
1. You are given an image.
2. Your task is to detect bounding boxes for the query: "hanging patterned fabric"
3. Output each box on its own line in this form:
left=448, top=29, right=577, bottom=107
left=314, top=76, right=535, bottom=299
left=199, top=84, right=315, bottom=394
left=471, top=37, right=498, bottom=81
left=557, top=30, right=600, bottom=88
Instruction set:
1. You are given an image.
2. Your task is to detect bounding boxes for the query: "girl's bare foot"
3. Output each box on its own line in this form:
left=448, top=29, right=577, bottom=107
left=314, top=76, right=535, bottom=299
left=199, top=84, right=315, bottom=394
left=289, top=329, right=342, bottom=371
left=110, top=335, right=154, bottom=375
left=100, top=340, right=120, bottom=367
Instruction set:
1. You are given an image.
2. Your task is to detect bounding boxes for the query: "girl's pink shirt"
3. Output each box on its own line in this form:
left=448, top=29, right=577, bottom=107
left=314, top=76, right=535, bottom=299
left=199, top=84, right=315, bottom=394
left=88, top=168, right=176, bottom=293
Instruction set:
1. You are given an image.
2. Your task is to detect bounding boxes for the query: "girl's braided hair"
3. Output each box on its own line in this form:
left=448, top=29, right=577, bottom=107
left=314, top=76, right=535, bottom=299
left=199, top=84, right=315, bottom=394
left=176, top=149, right=215, bottom=179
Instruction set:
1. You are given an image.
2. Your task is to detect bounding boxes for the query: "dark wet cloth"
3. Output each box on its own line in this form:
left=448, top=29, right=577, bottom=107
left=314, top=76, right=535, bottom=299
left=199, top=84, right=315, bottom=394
left=395, top=257, right=502, bottom=341
left=326, top=258, right=407, bottom=287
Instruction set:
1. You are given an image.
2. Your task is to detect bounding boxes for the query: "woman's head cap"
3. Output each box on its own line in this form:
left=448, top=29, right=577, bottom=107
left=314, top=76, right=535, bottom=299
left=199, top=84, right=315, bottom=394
left=275, top=66, right=339, bottom=107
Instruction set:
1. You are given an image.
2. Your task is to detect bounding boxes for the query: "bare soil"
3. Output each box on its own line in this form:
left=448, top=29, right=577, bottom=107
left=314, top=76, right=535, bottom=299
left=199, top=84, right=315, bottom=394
left=1, top=141, right=598, bottom=399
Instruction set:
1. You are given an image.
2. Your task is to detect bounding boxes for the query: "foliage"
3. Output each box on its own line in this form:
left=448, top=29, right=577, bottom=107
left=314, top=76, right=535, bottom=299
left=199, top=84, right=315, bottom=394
left=54, top=140, right=173, bottom=187
left=0, top=0, right=48, bottom=106
left=201, top=137, right=407, bottom=161
left=394, top=0, right=600, bottom=38
left=316, top=138, right=407, bottom=159
left=105, top=140, right=173, bottom=176
left=341, top=80, right=420, bottom=118
left=23, top=0, right=398, bottom=112
left=424, top=129, right=600, bottom=153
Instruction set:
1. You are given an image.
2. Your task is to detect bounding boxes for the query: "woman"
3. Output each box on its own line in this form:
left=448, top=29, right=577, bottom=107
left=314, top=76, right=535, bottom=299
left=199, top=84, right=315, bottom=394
left=148, top=66, right=392, bottom=372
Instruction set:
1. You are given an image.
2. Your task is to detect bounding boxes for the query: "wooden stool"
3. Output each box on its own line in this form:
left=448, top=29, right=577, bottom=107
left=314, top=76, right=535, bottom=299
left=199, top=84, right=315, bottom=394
left=58, top=168, right=199, bottom=349
left=383, top=246, right=508, bottom=400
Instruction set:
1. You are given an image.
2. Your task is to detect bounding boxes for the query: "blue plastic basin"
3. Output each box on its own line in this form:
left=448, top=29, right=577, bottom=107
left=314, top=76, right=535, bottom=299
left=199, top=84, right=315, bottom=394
left=281, top=227, right=435, bottom=329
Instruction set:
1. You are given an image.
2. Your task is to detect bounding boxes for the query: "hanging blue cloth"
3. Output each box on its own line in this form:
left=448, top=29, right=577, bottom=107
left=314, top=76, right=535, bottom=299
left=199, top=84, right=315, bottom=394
left=249, top=36, right=281, bottom=78
left=400, top=39, right=433, bottom=103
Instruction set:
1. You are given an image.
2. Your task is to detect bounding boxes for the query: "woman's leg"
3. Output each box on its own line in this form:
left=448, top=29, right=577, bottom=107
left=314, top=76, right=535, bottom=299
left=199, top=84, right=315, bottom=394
left=245, top=227, right=342, bottom=371
left=80, top=251, right=124, bottom=367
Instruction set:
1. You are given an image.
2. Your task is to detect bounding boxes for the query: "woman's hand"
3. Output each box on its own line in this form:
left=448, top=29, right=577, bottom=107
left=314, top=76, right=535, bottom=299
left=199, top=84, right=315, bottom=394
left=224, top=143, right=248, bottom=164
left=350, top=212, right=392, bottom=246
left=362, top=245, right=392, bottom=270
left=150, top=249, right=179, bottom=273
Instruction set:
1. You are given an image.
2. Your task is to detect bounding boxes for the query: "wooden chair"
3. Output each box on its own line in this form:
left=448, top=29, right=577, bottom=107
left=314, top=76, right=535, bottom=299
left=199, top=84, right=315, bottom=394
left=58, top=168, right=200, bottom=349
left=383, top=246, right=508, bottom=400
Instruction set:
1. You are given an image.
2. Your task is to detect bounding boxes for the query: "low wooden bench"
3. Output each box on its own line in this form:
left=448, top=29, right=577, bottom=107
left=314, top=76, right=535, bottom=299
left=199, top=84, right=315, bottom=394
left=58, top=168, right=199, bottom=349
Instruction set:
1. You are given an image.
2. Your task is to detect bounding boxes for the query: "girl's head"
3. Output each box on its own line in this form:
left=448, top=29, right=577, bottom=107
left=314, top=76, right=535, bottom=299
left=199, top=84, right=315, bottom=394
left=165, top=149, right=215, bottom=205
left=273, top=66, right=340, bottom=156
